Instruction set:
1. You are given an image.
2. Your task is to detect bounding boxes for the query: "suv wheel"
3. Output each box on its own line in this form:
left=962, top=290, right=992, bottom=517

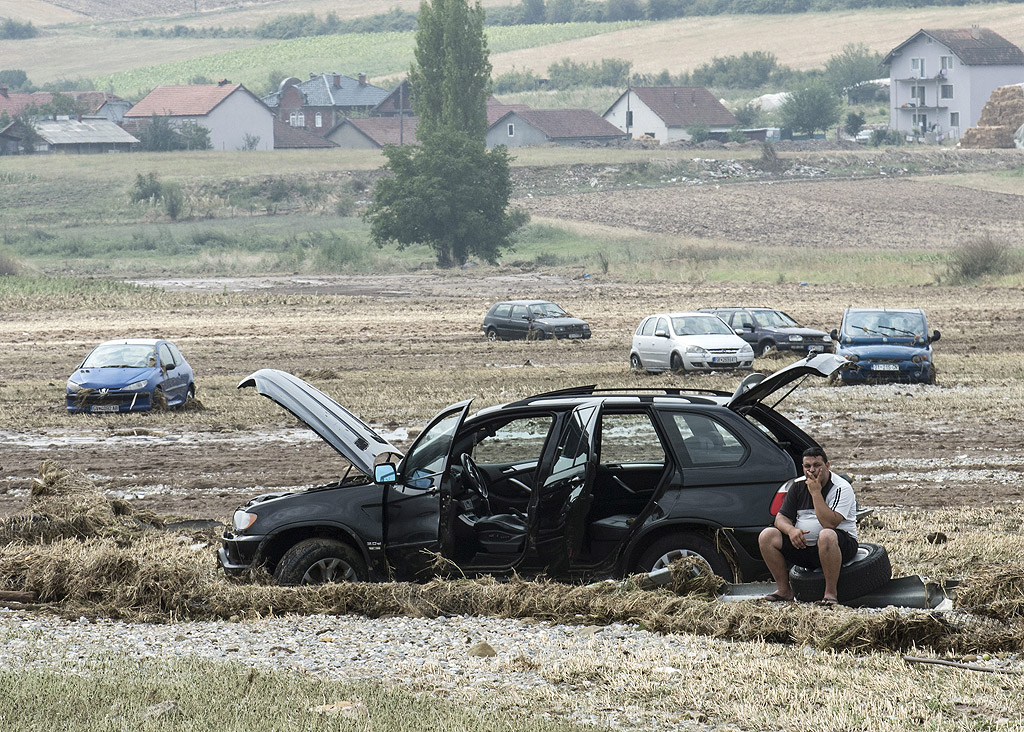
left=275, top=538, right=367, bottom=585
left=636, top=533, right=733, bottom=581
left=670, top=352, right=685, bottom=374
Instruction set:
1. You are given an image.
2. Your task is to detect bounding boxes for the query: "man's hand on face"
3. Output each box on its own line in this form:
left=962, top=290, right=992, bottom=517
left=788, top=526, right=810, bottom=549
left=802, top=456, right=829, bottom=497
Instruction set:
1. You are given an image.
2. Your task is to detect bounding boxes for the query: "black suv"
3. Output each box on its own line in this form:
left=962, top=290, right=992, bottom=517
left=219, top=354, right=848, bottom=585
left=700, top=307, right=832, bottom=357
left=482, top=300, right=591, bottom=341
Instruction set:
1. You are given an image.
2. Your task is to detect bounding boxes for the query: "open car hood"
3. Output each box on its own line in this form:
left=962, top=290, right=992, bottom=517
left=238, top=368, right=402, bottom=478
left=726, top=352, right=848, bottom=411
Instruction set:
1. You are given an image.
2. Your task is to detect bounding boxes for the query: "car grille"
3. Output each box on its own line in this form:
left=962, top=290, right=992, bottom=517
left=68, top=390, right=151, bottom=410
left=707, top=348, right=740, bottom=354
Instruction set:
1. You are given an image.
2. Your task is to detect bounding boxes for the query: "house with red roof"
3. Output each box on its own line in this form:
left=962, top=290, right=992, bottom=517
left=486, top=108, right=629, bottom=148
left=883, top=26, right=1024, bottom=141
left=124, top=81, right=274, bottom=151
left=328, top=116, right=420, bottom=149
left=603, top=87, right=738, bottom=143
left=0, top=88, right=130, bottom=123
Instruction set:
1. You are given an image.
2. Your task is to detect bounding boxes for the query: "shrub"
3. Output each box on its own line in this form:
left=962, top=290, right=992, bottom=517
left=687, top=122, right=710, bottom=143
left=0, top=249, right=19, bottom=275
left=946, top=234, right=1020, bottom=284
left=130, top=173, right=162, bottom=204
left=163, top=183, right=184, bottom=221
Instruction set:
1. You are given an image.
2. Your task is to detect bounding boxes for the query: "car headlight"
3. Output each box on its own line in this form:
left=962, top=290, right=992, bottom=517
left=788, top=335, right=803, bottom=342
left=685, top=345, right=709, bottom=355
left=739, top=344, right=754, bottom=356
left=911, top=354, right=928, bottom=364
left=846, top=354, right=860, bottom=363
left=232, top=510, right=258, bottom=532
left=67, top=381, right=81, bottom=393
left=124, top=380, right=149, bottom=391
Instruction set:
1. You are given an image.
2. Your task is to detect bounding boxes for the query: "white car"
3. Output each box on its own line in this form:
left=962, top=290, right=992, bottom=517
left=630, top=312, right=755, bottom=373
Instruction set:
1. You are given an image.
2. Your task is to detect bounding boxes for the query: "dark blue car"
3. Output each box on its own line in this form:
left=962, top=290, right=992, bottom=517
left=831, top=308, right=940, bottom=385
left=66, top=338, right=195, bottom=413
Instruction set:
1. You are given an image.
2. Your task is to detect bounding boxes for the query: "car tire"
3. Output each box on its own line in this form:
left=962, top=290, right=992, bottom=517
left=485, top=327, right=499, bottom=342
left=670, top=352, right=685, bottom=374
left=630, top=353, right=643, bottom=371
left=788, top=542, right=892, bottom=602
left=527, top=329, right=545, bottom=341
left=757, top=340, right=776, bottom=357
left=635, top=533, right=733, bottom=581
left=274, top=538, right=367, bottom=586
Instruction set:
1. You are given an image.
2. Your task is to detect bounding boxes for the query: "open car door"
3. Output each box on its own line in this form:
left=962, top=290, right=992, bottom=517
left=526, top=400, right=602, bottom=575
left=384, top=400, right=472, bottom=579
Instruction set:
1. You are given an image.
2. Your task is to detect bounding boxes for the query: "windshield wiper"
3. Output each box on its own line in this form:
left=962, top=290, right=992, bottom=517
left=879, top=326, right=917, bottom=336
left=852, top=325, right=883, bottom=336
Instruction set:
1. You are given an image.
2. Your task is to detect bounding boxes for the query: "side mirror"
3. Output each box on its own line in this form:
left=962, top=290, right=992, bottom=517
left=829, top=329, right=839, bottom=341
left=931, top=330, right=941, bottom=343
left=164, top=363, right=176, bottom=372
left=374, top=463, right=397, bottom=485
left=734, top=329, right=744, bottom=336
left=654, top=329, right=669, bottom=338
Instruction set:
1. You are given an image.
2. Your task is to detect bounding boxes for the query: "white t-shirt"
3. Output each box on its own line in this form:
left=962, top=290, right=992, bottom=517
left=781, top=472, right=858, bottom=544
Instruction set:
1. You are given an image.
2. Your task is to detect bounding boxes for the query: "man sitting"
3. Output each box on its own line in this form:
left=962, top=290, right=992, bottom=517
left=757, top=446, right=858, bottom=605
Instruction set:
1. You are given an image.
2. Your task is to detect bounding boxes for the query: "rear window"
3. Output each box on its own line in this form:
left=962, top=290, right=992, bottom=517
left=492, top=304, right=511, bottom=319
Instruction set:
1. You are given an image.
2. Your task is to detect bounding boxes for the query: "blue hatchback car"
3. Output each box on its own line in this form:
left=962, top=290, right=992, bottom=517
left=66, top=338, right=195, bottom=413
left=830, top=309, right=940, bottom=385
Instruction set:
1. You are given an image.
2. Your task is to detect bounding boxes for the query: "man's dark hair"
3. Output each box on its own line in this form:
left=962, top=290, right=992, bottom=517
left=802, top=446, right=829, bottom=463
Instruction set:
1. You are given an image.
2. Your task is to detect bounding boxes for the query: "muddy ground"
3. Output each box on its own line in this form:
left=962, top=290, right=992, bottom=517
left=2, top=268, right=1023, bottom=525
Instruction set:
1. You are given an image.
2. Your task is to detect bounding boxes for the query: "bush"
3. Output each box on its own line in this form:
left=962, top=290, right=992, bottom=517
left=130, top=173, right=163, bottom=204
left=0, top=18, right=38, bottom=40
left=946, top=234, right=1020, bottom=284
left=0, top=249, right=19, bottom=275
left=687, top=122, right=710, bottom=143
left=163, top=183, right=184, bottom=221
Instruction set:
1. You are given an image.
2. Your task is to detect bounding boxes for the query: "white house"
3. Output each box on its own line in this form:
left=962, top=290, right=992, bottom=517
left=883, top=27, right=1024, bottom=141
left=486, top=109, right=629, bottom=148
left=124, top=81, right=274, bottom=151
left=603, top=86, right=738, bottom=143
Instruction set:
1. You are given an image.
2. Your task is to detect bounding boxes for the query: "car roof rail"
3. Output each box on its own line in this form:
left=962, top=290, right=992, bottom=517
left=523, top=385, right=731, bottom=401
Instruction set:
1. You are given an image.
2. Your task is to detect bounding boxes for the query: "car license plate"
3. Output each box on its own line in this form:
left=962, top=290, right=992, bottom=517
left=871, top=363, right=899, bottom=371
left=92, top=405, right=119, bottom=412
left=712, top=357, right=738, bottom=364
left=808, top=345, right=824, bottom=353
left=568, top=333, right=582, bottom=338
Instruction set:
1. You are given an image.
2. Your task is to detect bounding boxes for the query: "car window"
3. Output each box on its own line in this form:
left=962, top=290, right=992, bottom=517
left=656, top=317, right=669, bottom=334
left=546, top=405, right=597, bottom=481
left=511, top=305, right=528, bottom=321
left=158, top=343, right=175, bottom=368
left=733, top=311, right=754, bottom=329
left=472, top=416, right=553, bottom=465
left=600, top=412, right=665, bottom=465
left=752, top=310, right=798, bottom=328
left=493, top=304, right=511, bottom=319
left=167, top=342, right=185, bottom=365
left=402, top=410, right=464, bottom=490
left=640, top=318, right=656, bottom=336
left=671, top=315, right=732, bottom=336
left=670, top=412, right=747, bottom=467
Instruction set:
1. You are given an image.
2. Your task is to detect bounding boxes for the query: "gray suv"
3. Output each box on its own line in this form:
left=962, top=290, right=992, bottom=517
left=700, top=307, right=832, bottom=357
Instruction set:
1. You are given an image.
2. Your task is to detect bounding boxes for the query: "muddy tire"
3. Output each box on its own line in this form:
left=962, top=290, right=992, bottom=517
left=788, top=542, right=891, bottom=602
left=275, top=538, right=367, bottom=585
left=485, top=327, right=499, bottom=342
left=757, top=340, right=776, bottom=357
left=635, top=533, right=733, bottom=581
left=630, top=353, right=643, bottom=371
left=670, top=352, right=685, bottom=374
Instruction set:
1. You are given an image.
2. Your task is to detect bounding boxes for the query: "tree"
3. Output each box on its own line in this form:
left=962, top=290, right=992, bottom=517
left=368, top=0, right=527, bottom=267
left=824, top=43, right=884, bottom=94
left=519, top=0, right=546, bottom=23
left=409, top=0, right=491, bottom=141
left=844, top=111, right=865, bottom=138
left=0, top=69, right=30, bottom=91
left=546, top=0, right=575, bottom=22
left=779, top=82, right=841, bottom=137
left=366, top=129, right=527, bottom=268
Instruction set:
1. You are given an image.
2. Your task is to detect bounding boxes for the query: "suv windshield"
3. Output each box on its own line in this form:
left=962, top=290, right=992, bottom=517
left=751, top=310, right=798, bottom=328
left=82, top=344, right=157, bottom=368
left=843, top=311, right=925, bottom=338
left=529, top=302, right=567, bottom=318
left=672, top=315, right=733, bottom=336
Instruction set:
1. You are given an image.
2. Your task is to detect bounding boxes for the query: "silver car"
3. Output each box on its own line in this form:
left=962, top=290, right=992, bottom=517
left=630, top=312, right=755, bottom=373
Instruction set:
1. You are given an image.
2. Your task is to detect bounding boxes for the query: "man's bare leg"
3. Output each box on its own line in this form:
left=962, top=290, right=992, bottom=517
left=758, top=527, right=794, bottom=600
left=817, top=529, right=841, bottom=602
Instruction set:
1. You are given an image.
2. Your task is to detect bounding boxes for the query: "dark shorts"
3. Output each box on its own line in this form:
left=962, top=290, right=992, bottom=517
left=780, top=529, right=858, bottom=570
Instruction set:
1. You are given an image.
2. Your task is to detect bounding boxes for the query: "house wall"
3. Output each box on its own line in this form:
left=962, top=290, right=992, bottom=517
left=888, top=35, right=1024, bottom=139
left=204, top=92, right=274, bottom=151
left=485, top=114, right=550, bottom=148
left=326, top=124, right=379, bottom=149
left=604, top=93, right=670, bottom=142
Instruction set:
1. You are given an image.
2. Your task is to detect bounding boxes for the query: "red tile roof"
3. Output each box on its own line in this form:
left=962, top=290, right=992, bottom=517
left=344, top=116, right=420, bottom=147
left=628, top=87, right=737, bottom=128
left=272, top=119, right=337, bottom=149
left=0, top=90, right=123, bottom=117
left=125, top=84, right=248, bottom=118
left=498, top=108, right=626, bottom=139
